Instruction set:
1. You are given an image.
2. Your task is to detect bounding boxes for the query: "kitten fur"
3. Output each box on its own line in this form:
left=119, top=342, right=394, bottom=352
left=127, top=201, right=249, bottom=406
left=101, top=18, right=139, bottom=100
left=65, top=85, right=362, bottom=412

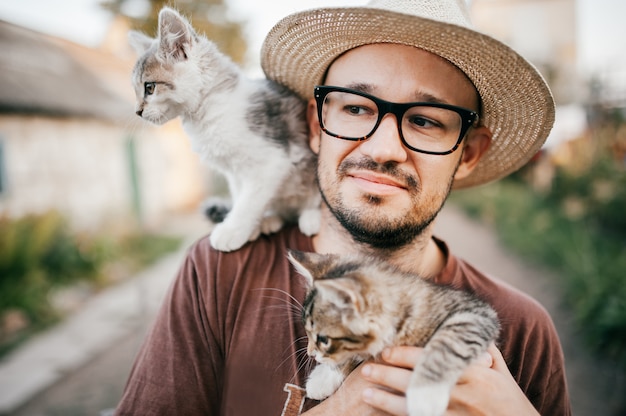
left=128, top=7, right=320, bottom=251
left=288, top=250, right=500, bottom=416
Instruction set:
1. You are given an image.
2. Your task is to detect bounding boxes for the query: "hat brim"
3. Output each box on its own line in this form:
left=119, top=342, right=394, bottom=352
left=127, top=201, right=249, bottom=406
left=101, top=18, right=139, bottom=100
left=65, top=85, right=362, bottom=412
left=261, top=7, right=555, bottom=189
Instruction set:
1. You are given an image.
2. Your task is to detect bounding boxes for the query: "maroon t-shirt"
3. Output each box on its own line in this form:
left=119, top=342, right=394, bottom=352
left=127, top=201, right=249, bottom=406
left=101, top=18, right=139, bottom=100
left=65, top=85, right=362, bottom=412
left=115, top=226, right=571, bottom=415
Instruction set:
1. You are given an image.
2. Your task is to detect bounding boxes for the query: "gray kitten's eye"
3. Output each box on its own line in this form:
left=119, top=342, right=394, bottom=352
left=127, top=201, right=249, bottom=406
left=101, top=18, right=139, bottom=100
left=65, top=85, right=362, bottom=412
left=144, top=82, right=156, bottom=95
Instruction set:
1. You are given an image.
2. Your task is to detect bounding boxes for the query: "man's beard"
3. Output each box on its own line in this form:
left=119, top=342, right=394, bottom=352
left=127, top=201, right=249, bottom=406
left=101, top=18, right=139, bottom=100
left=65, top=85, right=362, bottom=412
left=318, top=157, right=457, bottom=250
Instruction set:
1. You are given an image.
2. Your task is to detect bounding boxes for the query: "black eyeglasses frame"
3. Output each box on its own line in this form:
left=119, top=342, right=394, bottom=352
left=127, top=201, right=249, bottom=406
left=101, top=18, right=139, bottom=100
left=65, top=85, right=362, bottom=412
left=314, top=85, right=480, bottom=155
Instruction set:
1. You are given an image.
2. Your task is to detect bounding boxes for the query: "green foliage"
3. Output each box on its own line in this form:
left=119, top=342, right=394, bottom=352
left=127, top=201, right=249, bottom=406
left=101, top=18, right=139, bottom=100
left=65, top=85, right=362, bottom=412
left=0, top=211, right=182, bottom=356
left=450, top=122, right=626, bottom=369
left=548, top=142, right=626, bottom=236
left=0, top=212, right=104, bottom=325
left=115, top=231, right=182, bottom=271
left=101, top=0, right=248, bottom=64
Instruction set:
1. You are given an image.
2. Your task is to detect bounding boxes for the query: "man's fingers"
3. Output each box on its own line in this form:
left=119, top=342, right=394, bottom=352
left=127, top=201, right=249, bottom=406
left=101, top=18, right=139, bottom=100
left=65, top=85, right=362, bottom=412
left=379, top=346, right=423, bottom=368
left=456, top=343, right=505, bottom=385
left=361, top=362, right=412, bottom=394
left=475, top=350, right=494, bottom=368
left=487, top=343, right=508, bottom=372
left=362, top=387, right=407, bottom=416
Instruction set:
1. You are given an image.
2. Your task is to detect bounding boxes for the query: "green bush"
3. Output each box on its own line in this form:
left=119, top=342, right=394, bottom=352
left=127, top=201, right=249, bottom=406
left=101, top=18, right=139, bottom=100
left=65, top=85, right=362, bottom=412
left=453, top=110, right=626, bottom=369
left=117, top=232, right=183, bottom=270
left=549, top=155, right=626, bottom=236
left=0, top=211, right=182, bottom=356
left=450, top=136, right=626, bottom=369
left=0, top=212, right=105, bottom=326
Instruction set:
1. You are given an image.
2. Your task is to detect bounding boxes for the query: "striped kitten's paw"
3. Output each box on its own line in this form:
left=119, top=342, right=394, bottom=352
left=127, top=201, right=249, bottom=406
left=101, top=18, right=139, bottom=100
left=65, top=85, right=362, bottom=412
left=305, top=363, right=344, bottom=400
left=406, top=383, right=450, bottom=416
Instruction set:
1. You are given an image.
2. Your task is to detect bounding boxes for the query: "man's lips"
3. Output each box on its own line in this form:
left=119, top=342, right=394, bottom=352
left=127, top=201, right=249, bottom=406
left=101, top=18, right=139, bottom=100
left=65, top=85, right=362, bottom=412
left=348, top=170, right=407, bottom=195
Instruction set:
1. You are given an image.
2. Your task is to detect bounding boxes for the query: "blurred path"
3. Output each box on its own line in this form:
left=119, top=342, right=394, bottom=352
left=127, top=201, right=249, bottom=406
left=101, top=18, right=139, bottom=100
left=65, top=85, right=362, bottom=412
left=2, top=206, right=623, bottom=415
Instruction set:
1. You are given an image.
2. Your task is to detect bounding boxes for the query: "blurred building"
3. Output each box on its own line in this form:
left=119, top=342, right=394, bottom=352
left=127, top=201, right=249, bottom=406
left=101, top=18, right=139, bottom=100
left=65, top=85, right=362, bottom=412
left=0, top=20, right=208, bottom=232
left=471, top=0, right=581, bottom=105
left=589, top=65, right=626, bottom=109
left=470, top=0, right=600, bottom=169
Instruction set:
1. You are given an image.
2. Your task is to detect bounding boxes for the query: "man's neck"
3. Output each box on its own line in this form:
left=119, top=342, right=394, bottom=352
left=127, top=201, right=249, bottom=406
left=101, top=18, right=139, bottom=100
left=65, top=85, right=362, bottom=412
left=311, top=208, right=446, bottom=279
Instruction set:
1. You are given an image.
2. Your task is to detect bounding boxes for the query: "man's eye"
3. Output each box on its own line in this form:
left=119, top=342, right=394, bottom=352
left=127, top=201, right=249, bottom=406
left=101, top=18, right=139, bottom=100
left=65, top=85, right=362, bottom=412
left=408, top=115, right=438, bottom=129
left=344, top=105, right=372, bottom=116
left=144, top=82, right=156, bottom=95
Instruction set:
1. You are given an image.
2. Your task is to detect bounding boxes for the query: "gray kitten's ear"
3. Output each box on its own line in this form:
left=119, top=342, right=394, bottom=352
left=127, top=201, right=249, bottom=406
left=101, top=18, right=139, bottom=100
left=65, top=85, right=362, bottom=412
left=157, top=7, right=196, bottom=62
left=128, top=31, right=154, bottom=55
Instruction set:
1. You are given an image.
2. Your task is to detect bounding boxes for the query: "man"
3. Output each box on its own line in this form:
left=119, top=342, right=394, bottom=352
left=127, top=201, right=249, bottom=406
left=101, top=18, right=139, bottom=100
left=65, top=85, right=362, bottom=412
left=116, top=0, right=571, bottom=415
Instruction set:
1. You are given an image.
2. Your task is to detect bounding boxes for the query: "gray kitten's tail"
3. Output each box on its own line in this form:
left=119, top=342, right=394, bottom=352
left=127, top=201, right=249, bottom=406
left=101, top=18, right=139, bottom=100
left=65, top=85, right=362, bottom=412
left=202, top=196, right=231, bottom=224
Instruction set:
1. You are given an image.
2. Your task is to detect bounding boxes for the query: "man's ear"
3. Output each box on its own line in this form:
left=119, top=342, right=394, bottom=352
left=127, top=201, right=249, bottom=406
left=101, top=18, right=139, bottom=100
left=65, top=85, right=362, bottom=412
left=307, top=98, right=321, bottom=154
left=454, top=126, right=492, bottom=180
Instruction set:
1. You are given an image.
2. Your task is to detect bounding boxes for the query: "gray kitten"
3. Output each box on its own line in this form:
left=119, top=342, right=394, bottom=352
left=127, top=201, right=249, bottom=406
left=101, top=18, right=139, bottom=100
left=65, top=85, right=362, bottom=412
left=288, top=250, right=500, bottom=416
left=128, top=8, right=320, bottom=251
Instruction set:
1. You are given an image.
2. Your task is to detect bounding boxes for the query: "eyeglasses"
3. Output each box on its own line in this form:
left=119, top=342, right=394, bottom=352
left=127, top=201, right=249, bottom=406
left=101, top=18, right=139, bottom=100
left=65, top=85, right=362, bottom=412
left=314, top=85, right=480, bottom=155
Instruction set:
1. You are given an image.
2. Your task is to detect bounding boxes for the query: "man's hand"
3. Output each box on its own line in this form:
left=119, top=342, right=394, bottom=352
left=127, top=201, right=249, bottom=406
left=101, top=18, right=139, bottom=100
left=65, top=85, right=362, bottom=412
left=301, top=361, right=389, bottom=416
left=359, top=344, right=540, bottom=415
left=445, top=344, right=540, bottom=415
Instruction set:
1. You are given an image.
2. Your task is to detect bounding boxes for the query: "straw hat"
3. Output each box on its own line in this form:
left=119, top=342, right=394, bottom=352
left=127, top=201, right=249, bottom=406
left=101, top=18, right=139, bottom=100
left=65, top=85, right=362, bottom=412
left=261, top=0, right=555, bottom=189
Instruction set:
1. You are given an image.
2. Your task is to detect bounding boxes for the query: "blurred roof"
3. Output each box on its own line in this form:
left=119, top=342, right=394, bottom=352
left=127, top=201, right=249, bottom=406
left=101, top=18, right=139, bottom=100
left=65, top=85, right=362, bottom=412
left=0, top=20, right=134, bottom=122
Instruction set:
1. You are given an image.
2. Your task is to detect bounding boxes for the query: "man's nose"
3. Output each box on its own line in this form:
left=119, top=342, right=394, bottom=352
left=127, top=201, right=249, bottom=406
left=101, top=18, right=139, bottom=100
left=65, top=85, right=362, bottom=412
left=358, top=114, right=408, bottom=163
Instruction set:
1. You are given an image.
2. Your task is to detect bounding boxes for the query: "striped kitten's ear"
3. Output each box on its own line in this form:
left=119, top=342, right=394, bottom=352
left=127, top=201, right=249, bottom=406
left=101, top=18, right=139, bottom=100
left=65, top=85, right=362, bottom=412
left=287, top=250, right=315, bottom=287
left=315, top=278, right=365, bottom=314
left=287, top=250, right=338, bottom=286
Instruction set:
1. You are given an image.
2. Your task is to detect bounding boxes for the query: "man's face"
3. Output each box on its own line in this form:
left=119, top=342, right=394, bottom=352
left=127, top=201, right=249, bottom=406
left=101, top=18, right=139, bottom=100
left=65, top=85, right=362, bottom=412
left=308, top=43, right=482, bottom=249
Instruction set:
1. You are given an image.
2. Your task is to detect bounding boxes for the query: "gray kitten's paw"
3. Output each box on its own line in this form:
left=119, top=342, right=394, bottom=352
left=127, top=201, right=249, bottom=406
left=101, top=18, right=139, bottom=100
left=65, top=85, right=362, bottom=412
left=209, top=222, right=254, bottom=252
left=298, top=208, right=321, bottom=236
left=260, top=215, right=283, bottom=235
left=202, top=196, right=231, bottom=224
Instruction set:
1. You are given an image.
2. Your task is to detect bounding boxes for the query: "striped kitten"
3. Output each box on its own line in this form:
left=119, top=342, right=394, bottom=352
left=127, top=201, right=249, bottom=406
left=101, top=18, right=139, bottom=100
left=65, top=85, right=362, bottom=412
left=288, top=250, right=500, bottom=416
left=128, top=8, right=320, bottom=252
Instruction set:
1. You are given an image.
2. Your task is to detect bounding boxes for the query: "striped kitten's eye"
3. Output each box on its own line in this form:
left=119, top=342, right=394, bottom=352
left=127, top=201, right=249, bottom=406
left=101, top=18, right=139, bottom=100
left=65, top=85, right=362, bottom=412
left=316, top=335, right=330, bottom=348
left=144, top=82, right=156, bottom=96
